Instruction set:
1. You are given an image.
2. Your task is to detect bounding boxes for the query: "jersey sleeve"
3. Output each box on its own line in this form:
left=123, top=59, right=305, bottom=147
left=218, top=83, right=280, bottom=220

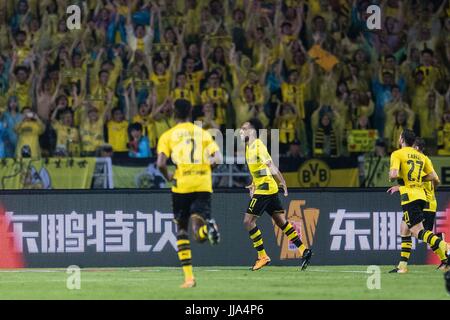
left=389, top=151, right=400, bottom=171
left=157, top=131, right=171, bottom=157
left=423, top=156, right=434, bottom=175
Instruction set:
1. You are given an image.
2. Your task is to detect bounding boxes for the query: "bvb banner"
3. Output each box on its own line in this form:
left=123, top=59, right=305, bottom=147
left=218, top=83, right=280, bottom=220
left=281, top=157, right=359, bottom=187
left=0, top=158, right=96, bottom=189
left=363, top=156, right=450, bottom=187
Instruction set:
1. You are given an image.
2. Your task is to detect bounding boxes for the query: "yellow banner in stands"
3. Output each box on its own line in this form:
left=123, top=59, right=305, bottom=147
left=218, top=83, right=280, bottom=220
left=348, top=130, right=379, bottom=153
left=0, top=158, right=96, bottom=190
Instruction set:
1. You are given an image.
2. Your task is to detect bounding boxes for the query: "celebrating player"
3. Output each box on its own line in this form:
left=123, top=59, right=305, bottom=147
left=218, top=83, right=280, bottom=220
left=388, top=137, right=448, bottom=272
left=240, top=119, right=312, bottom=271
left=387, top=130, right=449, bottom=274
left=157, top=99, right=222, bottom=288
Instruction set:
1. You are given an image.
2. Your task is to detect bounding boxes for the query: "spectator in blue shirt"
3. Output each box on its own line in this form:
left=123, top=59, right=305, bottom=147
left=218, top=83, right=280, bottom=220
left=3, top=96, right=23, bottom=157
left=128, top=122, right=151, bottom=158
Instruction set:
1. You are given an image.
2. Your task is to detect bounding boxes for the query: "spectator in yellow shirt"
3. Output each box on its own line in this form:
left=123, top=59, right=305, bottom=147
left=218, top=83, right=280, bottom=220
left=107, top=107, right=129, bottom=154
left=126, top=84, right=157, bottom=149
left=385, top=108, right=415, bottom=154
left=149, top=59, right=174, bottom=105
left=14, top=108, right=45, bottom=159
left=51, top=106, right=81, bottom=157
left=311, top=105, right=343, bottom=158
left=152, top=98, right=175, bottom=140
left=274, top=103, right=299, bottom=155
left=201, top=71, right=230, bottom=129
left=171, top=72, right=196, bottom=106
left=79, top=100, right=111, bottom=156
left=8, top=63, right=33, bottom=111
left=418, top=90, right=444, bottom=144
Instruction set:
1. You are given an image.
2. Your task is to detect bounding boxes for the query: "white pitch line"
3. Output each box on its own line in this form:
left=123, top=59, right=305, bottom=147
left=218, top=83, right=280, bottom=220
left=308, top=269, right=368, bottom=274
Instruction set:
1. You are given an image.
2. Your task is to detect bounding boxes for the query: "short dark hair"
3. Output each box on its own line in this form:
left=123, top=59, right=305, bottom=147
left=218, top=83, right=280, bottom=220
left=247, top=118, right=263, bottom=137
left=111, top=107, right=123, bottom=115
left=173, top=99, right=192, bottom=120
left=14, top=66, right=29, bottom=75
left=176, top=71, right=186, bottom=78
left=15, top=30, right=26, bottom=38
left=98, top=70, right=109, bottom=77
left=60, top=107, right=73, bottom=117
left=385, top=54, right=396, bottom=61
left=128, top=122, right=143, bottom=133
left=414, top=137, right=426, bottom=153
left=421, top=48, right=434, bottom=56
left=401, top=129, right=416, bottom=147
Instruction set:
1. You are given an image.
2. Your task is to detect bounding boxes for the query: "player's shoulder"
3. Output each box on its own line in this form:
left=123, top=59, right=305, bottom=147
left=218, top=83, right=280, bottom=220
left=158, top=125, right=175, bottom=142
left=390, top=148, right=402, bottom=157
left=255, top=138, right=268, bottom=148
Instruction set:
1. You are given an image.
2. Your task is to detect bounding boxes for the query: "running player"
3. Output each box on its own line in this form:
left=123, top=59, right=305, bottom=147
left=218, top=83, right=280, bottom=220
left=157, top=99, right=222, bottom=288
left=388, top=137, right=448, bottom=272
left=240, top=119, right=312, bottom=271
left=387, top=130, right=449, bottom=274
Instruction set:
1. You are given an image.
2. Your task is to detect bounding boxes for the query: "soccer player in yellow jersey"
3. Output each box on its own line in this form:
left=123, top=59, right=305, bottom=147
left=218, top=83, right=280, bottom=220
left=157, top=99, right=222, bottom=289
left=387, top=130, right=449, bottom=273
left=239, top=119, right=312, bottom=271
left=388, top=138, right=448, bottom=272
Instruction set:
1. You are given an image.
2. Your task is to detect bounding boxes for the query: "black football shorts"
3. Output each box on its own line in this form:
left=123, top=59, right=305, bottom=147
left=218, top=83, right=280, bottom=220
left=246, top=193, right=285, bottom=217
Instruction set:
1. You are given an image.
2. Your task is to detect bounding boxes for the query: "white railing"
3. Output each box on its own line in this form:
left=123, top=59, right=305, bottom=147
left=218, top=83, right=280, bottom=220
left=92, top=158, right=114, bottom=189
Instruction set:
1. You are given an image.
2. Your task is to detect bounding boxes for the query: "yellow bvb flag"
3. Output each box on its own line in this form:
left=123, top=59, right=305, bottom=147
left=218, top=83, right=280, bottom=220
left=0, top=158, right=96, bottom=190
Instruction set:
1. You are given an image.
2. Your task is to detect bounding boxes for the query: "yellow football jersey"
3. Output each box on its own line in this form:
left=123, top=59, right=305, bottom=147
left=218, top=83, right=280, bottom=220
left=246, top=139, right=279, bottom=195
left=150, top=71, right=171, bottom=105
left=281, top=82, right=306, bottom=120
left=423, top=156, right=437, bottom=212
left=107, top=120, right=129, bottom=152
left=171, top=87, right=196, bottom=106
left=157, top=122, right=219, bottom=193
left=390, top=147, right=434, bottom=205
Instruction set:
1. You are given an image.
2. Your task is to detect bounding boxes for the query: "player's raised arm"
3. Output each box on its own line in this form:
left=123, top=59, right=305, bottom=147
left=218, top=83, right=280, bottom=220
left=266, top=160, right=288, bottom=197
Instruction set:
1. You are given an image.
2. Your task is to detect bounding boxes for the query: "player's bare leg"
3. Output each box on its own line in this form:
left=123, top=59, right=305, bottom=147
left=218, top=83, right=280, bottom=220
left=244, top=213, right=271, bottom=271
left=176, top=220, right=196, bottom=288
left=272, top=213, right=313, bottom=270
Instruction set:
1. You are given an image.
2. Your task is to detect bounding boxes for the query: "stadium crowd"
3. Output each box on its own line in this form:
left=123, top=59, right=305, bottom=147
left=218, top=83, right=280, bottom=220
left=0, top=0, right=449, bottom=160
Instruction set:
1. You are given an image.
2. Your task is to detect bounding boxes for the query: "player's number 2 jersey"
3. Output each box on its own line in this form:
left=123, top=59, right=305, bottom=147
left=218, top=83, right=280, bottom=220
left=157, top=122, right=219, bottom=193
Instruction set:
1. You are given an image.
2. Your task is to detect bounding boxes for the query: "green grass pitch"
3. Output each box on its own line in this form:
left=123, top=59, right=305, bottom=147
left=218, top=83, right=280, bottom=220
left=0, top=266, right=449, bottom=300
